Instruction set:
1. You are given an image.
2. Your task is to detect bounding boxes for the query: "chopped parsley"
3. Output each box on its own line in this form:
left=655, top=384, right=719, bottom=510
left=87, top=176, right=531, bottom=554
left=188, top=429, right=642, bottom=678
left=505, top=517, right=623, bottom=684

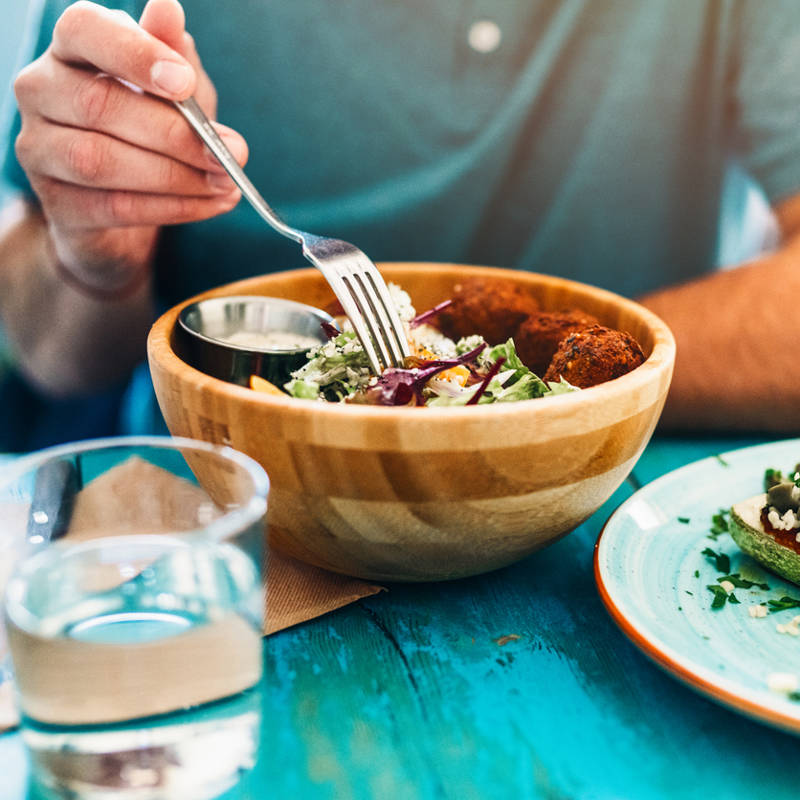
left=714, top=454, right=730, bottom=467
left=717, top=573, right=769, bottom=591
left=767, top=596, right=800, bottom=612
left=764, top=468, right=784, bottom=490
left=677, top=516, right=690, bottom=524
left=707, top=584, right=737, bottom=609
left=764, top=465, right=800, bottom=490
left=708, top=509, right=730, bottom=540
left=701, top=547, right=731, bottom=575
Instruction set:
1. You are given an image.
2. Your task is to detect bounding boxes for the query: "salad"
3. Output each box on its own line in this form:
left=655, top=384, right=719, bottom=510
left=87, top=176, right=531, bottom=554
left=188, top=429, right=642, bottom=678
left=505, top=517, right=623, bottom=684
left=281, top=285, right=577, bottom=407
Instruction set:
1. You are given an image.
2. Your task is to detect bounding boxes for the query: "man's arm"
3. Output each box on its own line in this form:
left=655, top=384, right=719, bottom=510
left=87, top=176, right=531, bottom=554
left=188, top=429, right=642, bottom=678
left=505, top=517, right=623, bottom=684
left=0, top=196, right=155, bottom=395
left=640, top=193, right=800, bottom=433
left=0, top=0, right=245, bottom=397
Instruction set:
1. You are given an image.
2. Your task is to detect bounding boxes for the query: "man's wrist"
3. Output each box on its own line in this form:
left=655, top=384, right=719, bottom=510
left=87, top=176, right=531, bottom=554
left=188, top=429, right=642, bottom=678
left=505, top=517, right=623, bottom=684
left=45, top=233, right=152, bottom=302
left=51, top=255, right=151, bottom=302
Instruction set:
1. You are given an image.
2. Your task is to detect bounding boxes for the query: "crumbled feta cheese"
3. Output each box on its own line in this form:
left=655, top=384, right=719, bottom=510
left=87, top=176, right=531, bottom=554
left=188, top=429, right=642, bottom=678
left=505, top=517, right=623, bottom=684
left=767, top=507, right=800, bottom=531
left=767, top=672, right=799, bottom=694
left=388, top=283, right=416, bottom=323
left=410, top=323, right=457, bottom=358
left=776, top=620, right=800, bottom=636
left=459, top=335, right=488, bottom=358
left=748, top=605, right=768, bottom=618
left=719, top=580, right=736, bottom=594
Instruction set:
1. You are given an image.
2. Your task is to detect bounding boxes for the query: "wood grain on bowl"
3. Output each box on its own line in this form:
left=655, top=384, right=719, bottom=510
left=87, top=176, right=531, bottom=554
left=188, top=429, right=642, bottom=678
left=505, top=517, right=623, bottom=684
left=148, top=264, right=676, bottom=581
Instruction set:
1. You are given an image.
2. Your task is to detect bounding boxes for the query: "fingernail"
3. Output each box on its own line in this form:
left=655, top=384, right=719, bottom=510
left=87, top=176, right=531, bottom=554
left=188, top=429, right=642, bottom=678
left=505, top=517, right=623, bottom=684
left=151, top=60, right=192, bottom=95
left=208, top=172, right=234, bottom=192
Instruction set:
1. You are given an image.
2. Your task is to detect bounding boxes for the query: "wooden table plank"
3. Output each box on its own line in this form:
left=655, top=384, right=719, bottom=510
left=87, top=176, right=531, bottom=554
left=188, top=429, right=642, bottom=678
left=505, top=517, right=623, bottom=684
left=252, top=474, right=800, bottom=799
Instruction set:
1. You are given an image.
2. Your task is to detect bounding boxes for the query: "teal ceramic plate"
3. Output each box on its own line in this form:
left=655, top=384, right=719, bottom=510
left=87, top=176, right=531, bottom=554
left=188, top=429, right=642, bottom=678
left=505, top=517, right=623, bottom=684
left=595, top=438, right=800, bottom=735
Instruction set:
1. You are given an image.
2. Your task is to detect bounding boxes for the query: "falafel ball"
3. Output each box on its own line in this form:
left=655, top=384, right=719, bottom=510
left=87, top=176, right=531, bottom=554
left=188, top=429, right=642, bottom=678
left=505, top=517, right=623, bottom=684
left=543, top=325, right=645, bottom=388
left=515, top=309, right=600, bottom=375
left=436, top=277, right=539, bottom=344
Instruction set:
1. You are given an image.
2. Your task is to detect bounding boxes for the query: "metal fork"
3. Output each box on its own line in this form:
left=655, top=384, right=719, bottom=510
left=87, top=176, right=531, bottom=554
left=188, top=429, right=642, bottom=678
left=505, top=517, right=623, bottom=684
left=175, top=97, right=410, bottom=375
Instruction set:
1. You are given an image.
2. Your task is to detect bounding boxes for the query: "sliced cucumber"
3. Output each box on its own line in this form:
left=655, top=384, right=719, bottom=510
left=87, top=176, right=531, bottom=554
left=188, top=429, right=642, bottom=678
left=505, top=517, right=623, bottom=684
left=730, top=494, right=800, bottom=586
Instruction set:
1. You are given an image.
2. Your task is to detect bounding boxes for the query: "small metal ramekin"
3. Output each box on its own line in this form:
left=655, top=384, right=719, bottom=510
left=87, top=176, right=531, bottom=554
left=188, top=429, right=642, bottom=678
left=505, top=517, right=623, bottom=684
left=173, top=295, right=333, bottom=387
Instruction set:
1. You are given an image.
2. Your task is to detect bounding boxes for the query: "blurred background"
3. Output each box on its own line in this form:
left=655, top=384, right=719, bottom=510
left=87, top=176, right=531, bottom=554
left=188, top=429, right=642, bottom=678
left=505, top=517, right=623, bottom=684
left=1, top=0, right=35, bottom=204
left=0, top=0, right=37, bottom=396
left=0, top=0, right=778, bottom=423
left=0, top=0, right=777, bottom=267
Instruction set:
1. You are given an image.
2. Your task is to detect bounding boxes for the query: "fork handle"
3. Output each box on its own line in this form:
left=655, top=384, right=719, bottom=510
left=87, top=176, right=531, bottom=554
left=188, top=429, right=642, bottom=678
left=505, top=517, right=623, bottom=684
left=174, top=97, right=303, bottom=244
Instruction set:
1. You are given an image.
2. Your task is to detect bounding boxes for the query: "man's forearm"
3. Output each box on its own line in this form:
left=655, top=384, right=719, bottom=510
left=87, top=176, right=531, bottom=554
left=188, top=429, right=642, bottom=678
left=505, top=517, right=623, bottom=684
left=0, top=198, right=155, bottom=396
left=640, top=233, right=800, bottom=433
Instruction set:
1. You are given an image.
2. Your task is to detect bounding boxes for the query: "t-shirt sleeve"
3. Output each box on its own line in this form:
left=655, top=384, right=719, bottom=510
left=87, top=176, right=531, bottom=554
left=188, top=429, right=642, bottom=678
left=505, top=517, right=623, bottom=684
left=1, top=0, right=144, bottom=197
left=730, top=0, right=800, bottom=205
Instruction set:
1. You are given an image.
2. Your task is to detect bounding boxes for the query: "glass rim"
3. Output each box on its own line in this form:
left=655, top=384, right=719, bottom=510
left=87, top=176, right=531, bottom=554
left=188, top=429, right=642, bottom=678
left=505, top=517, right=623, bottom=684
left=0, top=435, right=269, bottom=544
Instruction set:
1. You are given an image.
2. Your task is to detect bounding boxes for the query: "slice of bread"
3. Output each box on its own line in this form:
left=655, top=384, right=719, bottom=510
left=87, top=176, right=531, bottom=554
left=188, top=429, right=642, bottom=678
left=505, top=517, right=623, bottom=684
left=730, top=493, right=800, bottom=586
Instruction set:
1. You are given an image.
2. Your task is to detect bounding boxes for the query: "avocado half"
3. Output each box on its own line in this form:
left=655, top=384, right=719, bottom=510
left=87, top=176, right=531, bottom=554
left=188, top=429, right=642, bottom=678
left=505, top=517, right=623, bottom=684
left=730, top=494, right=800, bottom=586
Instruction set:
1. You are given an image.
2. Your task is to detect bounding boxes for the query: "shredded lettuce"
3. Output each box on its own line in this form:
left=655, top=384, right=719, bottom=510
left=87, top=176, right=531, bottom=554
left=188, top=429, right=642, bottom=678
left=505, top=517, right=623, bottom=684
left=428, top=339, right=578, bottom=406
left=545, top=377, right=579, bottom=395
left=285, top=379, right=322, bottom=400
left=283, top=290, right=581, bottom=406
left=284, top=330, right=372, bottom=401
left=486, top=340, right=549, bottom=399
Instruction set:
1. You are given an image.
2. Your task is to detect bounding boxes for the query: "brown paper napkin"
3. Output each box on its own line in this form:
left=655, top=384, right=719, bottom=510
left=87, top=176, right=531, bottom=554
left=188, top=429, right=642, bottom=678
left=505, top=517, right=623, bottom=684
left=0, top=458, right=385, bottom=732
left=265, top=550, right=384, bottom=634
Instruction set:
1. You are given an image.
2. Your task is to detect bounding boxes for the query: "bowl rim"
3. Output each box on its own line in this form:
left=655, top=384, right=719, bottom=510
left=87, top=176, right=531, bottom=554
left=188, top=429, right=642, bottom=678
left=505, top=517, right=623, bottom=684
left=148, top=262, right=676, bottom=431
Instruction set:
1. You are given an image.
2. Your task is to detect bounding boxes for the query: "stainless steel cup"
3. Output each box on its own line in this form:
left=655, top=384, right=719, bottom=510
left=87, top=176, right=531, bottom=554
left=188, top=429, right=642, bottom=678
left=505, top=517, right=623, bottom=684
left=174, top=295, right=333, bottom=387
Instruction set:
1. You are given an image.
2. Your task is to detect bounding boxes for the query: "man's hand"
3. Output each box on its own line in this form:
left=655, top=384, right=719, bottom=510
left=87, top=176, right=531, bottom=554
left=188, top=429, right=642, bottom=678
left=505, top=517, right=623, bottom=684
left=12, top=0, right=247, bottom=292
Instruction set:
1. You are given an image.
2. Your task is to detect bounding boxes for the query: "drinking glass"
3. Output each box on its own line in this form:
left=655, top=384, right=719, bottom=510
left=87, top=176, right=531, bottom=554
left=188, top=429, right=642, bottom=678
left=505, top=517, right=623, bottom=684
left=0, top=436, right=269, bottom=799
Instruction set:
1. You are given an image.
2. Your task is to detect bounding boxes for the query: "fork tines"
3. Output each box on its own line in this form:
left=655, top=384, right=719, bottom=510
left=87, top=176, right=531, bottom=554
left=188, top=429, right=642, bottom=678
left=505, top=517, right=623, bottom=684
left=343, top=258, right=409, bottom=369
left=304, top=239, right=410, bottom=375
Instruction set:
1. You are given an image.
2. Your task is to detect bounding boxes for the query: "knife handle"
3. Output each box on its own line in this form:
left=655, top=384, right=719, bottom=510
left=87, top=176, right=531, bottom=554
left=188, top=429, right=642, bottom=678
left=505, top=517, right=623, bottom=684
left=26, top=459, right=79, bottom=544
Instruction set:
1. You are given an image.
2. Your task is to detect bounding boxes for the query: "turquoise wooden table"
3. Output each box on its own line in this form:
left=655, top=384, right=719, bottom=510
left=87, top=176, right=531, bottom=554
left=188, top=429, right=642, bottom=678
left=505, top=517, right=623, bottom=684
left=2, top=434, right=799, bottom=800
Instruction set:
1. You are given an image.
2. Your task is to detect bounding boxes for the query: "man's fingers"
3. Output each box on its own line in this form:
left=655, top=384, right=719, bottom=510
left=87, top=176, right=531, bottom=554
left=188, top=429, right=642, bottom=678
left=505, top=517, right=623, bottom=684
left=50, top=1, right=195, bottom=100
left=139, top=1, right=218, bottom=116
left=140, top=3, right=229, bottom=159
left=31, top=176, right=241, bottom=229
left=17, top=117, right=237, bottom=196
left=138, top=0, right=186, bottom=52
left=16, top=62, right=247, bottom=173
left=178, top=31, right=218, bottom=117
left=16, top=0, right=248, bottom=238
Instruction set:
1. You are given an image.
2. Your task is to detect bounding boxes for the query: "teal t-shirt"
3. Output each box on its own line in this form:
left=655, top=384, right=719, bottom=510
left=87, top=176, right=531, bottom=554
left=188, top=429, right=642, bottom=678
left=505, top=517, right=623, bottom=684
left=3, top=0, right=800, bottom=437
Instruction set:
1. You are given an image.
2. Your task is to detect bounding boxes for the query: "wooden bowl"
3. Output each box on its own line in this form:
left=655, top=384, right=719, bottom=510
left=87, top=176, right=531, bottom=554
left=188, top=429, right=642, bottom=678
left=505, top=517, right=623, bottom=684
left=148, top=263, right=675, bottom=582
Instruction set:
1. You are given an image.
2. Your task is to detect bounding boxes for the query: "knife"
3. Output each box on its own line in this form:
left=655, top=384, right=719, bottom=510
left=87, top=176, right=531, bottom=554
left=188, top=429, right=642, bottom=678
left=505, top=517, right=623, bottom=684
left=26, top=457, right=80, bottom=544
